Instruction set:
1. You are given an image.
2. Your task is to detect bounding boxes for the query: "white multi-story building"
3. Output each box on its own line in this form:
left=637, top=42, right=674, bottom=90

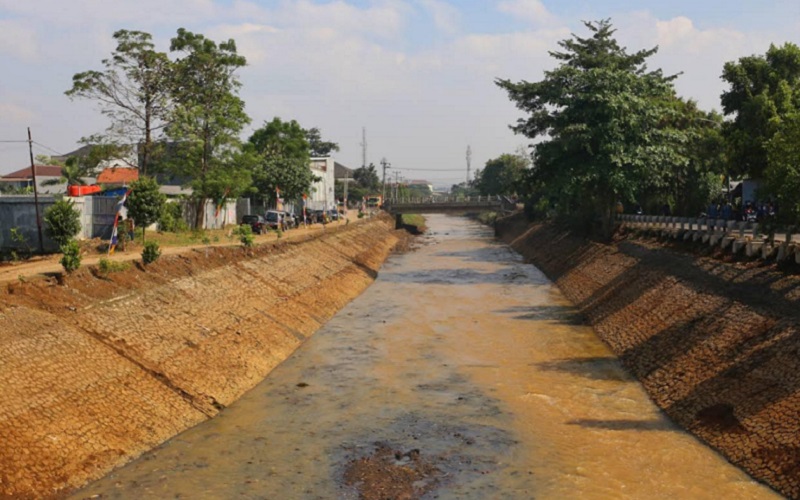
left=307, top=157, right=337, bottom=211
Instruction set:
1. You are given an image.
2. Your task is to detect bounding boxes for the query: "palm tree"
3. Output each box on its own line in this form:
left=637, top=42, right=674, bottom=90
left=42, top=157, right=88, bottom=186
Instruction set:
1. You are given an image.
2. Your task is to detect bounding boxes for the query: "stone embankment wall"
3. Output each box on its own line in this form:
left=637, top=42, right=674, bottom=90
left=496, top=213, right=800, bottom=499
left=0, top=217, right=399, bottom=499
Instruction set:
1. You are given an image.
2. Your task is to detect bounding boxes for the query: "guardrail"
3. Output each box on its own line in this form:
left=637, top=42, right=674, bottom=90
left=617, top=214, right=799, bottom=262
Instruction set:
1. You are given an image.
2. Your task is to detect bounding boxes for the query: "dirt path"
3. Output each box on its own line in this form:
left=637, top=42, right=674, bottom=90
left=0, top=218, right=360, bottom=285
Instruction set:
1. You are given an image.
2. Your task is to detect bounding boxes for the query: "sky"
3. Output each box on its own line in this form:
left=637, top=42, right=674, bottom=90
left=1, top=0, right=799, bottom=188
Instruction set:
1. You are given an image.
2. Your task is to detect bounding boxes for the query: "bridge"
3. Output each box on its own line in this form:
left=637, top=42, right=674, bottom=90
left=383, top=196, right=516, bottom=214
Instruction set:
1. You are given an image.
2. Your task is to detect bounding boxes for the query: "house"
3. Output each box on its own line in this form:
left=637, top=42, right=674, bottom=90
left=96, top=165, right=139, bottom=187
left=0, top=165, right=65, bottom=194
left=308, top=157, right=339, bottom=211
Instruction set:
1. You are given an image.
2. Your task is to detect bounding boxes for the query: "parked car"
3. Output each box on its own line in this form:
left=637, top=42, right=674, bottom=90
left=327, top=209, right=340, bottom=221
left=283, top=212, right=298, bottom=229
left=241, top=214, right=267, bottom=234
left=264, top=210, right=282, bottom=229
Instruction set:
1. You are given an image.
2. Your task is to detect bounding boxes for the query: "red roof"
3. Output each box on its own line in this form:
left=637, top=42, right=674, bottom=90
left=1, top=165, right=63, bottom=179
left=97, top=167, right=139, bottom=184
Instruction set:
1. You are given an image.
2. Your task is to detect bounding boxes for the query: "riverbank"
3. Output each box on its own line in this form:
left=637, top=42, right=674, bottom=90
left=495, top=213, right=800, bottom=499
left=0, top=215, right=401, bottom=499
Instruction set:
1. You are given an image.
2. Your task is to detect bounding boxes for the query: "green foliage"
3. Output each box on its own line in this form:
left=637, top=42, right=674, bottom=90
left=127, top=176, right=166, bottom=242
left=65, top=30, right=173, bottom=175
left=9, top=228, right=32, bottom=260
left=477, top=212, right=498, bottom=225
left=167, top=28, right=250, bottom=228
left=305, top=127, right=340, bottom=157
left=158, top=202, right=188, bottom=232
left=44, top=199, right=82, bottom=247
left=766, top=112, right=800, bottom=223
left=141, top=240, right=162, bottom=264
left=233, top=224, right=254, bottom=247
left=41, top=157, right=90, bottom=187
left=496, top=20, right=690, bottom=238
left=352, top=163, right=380, bottom=191
left=98, top=257, right=131, bottom=276
left=473, top=153, right=530, bottom=196
left=247, top=118, right=318, bottom=205
left=59, top=240, right=82, bottom=273
left=721, top=43, right=800, bottom=179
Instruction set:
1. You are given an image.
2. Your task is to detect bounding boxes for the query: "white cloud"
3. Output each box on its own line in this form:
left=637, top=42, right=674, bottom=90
left=418, top=0, right=461, bottom=35
left=497, top=0, right=557, bottom=27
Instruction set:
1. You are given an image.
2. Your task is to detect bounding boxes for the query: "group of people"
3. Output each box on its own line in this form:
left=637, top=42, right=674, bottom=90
left=706, top=200, right=777, bottom=222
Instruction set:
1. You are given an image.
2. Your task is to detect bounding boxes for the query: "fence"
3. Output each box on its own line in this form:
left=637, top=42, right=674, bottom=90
left=618, top=214, right=799, bottom=262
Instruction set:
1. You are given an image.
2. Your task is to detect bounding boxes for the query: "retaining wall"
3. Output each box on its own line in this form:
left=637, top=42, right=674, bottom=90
left=0, top=217, right=399, bottom=498
left=496, top=213, right=800, bottom=499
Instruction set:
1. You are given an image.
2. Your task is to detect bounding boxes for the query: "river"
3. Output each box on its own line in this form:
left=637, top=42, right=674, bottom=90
left=72, top=214, right=780, bottom=499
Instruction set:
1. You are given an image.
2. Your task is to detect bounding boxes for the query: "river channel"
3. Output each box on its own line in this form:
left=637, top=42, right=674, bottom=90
left=73, top=214, right=780, bottom=499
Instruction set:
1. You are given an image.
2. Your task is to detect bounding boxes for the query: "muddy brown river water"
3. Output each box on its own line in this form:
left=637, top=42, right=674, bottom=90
left=72, top=214, right=781, bottom=499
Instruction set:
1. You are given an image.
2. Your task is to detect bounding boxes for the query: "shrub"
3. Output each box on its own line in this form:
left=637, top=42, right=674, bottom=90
left=142, top=241, right=161, bottom=265
left=158, top=203, right=188, bottom=232
left=59, top=240, right=81, bottom=273
left=44, top=199, right=81, bottom=247
left=234, top=224, right=254, bottom=247
left=98, top=257, right=130, bottom=276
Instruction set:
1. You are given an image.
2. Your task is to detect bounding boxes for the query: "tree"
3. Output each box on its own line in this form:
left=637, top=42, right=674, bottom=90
left=496, top=19, right=689, bottom=237
left=765, top=112, right=800, bottom=224
left=352, top=163, right=380, bottom=192
left=126, top=177, right=166, bottom=243
left=41, top=157, right=88, bottom=187
left=65, top=30, right=173, bottom=175
left=473, top=153, right=530, bottom=196
left=720, top=43, right=800, bottom=179
left=44, top=199, right=81, bottom=247
left=305, top=127, right=340, bottom=157
left=166, top=28, right=250, bottom=228
left=247, top=118, right=317, bottom=206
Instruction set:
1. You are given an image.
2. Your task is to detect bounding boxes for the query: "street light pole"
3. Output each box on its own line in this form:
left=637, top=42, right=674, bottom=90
left=381, top=157, right=390, bottom=204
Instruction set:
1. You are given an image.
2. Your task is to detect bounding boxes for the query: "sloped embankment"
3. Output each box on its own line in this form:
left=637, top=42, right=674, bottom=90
left=0, top=217, right=399, bottom=499
left=496, top=213, right=800, bottom=499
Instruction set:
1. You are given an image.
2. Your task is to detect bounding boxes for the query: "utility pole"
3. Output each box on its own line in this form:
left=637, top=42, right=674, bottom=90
left=27, top=127, right=44, bottom=253
left=466, top=145, right=472, bottom=185
left=343, top=167, right=349, bottom=216
left=394, top=170, right=399, bottom=200
left=381, top=157, right=390, bottom=203
left=360, top=127, right=367, bottom=168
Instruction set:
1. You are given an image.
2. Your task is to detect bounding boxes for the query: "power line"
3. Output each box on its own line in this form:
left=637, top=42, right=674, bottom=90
left=0, top=140, right=28, bottom=143
left=32, top=141, right=66, bottom=157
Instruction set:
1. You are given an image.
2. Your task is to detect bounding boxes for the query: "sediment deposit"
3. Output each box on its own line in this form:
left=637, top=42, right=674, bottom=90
left=0, top=217, right=399, bottom=499
left=496, top=213, right=800, bottom=499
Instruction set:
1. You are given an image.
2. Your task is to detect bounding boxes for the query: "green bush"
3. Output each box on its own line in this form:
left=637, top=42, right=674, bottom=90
left=234, top=224, right=254, bottom=247
left=158, top=202, right=188, bottom=232
left=142, top=241, right=161, bottom=265
left=59, top=240, right=81, bottom=273
left=45, top=199, right=81, bottom=247
left=98, top=257, right=130, bottom=276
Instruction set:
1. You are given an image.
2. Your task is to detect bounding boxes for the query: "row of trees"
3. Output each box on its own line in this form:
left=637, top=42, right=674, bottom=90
left=492, top=20, right=800, bottom=237
left=66, top=29, right=339, bottom=228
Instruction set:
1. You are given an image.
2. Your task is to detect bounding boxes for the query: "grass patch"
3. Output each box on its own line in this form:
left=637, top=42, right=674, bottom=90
left=400, top=214, right=426, bottom=229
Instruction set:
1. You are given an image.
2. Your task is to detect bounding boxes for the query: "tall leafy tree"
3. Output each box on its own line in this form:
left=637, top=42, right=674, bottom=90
left=352, top=163, right=380, bottom=191
left=473, top=153, right=530, bottom=196
left=765, top=112, right=800, bottom=224
left=496, top=20, right=689, bottom=237
left=65, top=30, right=172, bottom=175
left=305, top=127, right=340, bottom=157
left=720, top=43, right=800, bottom=179
left=247, top=118, right=318, bottom=205
left=167, top=28, right=251, bottom=228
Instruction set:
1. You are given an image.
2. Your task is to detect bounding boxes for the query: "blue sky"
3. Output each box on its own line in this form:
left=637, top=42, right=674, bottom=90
left=1, top=0, right=799, bottom=186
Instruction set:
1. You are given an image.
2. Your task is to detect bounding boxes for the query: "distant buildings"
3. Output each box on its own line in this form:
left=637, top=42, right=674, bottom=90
left=0, top=165, right=66, bottom=194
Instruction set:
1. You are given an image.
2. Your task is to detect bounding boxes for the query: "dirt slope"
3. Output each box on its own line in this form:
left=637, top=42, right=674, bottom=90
left=0, top=216, right=399, bottom=499
left=496, top=213, right=800, bottom=499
